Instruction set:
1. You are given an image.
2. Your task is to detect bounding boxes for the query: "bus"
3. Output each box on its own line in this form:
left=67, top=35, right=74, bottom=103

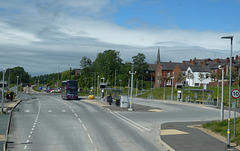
left=61, top=80, right=78, bottom=100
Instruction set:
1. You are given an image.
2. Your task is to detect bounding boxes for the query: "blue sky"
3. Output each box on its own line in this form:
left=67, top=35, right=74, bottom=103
left=0, top=0, right=240, bottom=75
left=113, top=0, right=240, bottom=31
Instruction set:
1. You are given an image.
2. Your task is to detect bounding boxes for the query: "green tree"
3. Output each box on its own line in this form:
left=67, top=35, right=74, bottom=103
left=132, top=53, right=149, bottom=79
left=92, top=50, right=123, bottom=85
left=1, top=67, right=30, bottom=85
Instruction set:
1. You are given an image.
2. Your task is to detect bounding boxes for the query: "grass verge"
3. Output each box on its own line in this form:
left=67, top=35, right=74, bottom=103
left=202, top=117, right=240, bottom=145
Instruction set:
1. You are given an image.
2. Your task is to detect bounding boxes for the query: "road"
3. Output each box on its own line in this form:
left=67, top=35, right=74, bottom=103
left=7, top=94, right=163, bottom=151
left=6, top=94, right=236, bottom=151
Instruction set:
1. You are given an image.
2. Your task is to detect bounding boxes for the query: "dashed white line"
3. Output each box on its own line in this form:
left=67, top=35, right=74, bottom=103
left=74, top=113, right=78, bottom=117
left=26, top=139, right=29, bottom=143
left=87, top=133, right=94, bottom=144
left=30, top=131, right=33, bottom=134
left=32, top=128, right=34, bottom=131
left=24, top=145, right=27, bottom=149
left=82, top=124, right=87, bottom=131
left=28, top=135, right=31, bottom=138
left=78, top=118, right=82, bottom=123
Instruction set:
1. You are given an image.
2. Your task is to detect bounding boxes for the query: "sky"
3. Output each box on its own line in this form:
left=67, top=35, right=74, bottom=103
left=0, top=0, right=240, bottom=76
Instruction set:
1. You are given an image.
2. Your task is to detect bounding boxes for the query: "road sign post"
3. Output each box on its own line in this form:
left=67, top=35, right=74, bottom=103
left=231, top=89, right=240, bottom=139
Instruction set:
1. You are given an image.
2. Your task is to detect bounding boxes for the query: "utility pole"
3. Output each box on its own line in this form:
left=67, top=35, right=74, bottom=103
left=57, top=66, right=59, bottom=88
left=97, top=75, right=99, bottom=100
left=129, top=64, right=136, bottom=111
left=8, top=69, right=10, bottom=89
left=136, top=78, right=138, bottom=96
left=115, top=69, right=117, bottom=87
left=1, top=68, right=5, bottom=113
left=69, top=67, right=72, bottom=80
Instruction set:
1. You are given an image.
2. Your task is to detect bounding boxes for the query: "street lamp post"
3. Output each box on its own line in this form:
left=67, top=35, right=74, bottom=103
left=16, top=76, right=19, bottom=94
left=1, top=68, right=5, bottom=113
left=97, top=76, right=99, bottom=100
left=129, top=64, right=136, bottom=111
left=119, top=80, right=122, bottom=90
left=219, top=65, right=224, bottom=121
left=171, top=72, right=174, bottom=101
left=221, top=36, right=233, bottom=147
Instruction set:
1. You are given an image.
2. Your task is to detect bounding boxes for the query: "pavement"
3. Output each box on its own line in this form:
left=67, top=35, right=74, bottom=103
left=85, top=98, right=240, bottom=151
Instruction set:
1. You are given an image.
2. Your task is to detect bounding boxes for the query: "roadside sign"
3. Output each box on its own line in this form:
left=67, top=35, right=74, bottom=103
left=231, top=89, right=240, bottom=99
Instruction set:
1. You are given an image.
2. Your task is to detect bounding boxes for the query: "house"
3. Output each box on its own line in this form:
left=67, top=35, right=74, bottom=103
left=75, top=69, right=82, bottom=76
left=186, top=66, right=211, bottom=87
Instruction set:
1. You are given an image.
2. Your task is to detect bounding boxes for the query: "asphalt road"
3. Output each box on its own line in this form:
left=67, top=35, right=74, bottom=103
left=6, top=94, right=164, bottom=151
left=6, top=94, right=238, bottom=151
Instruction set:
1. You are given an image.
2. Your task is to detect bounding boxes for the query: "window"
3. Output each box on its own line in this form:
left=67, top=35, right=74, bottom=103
left=206, top=74, right=209, bottom=78
left=167, top=72, right=170, bottom=77
left=195, top=83, right=200, bottom=86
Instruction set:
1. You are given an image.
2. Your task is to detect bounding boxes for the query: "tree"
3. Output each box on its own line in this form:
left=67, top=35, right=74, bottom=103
left=80, top=56, right=92, bottom=69
left=92, top=50, right=122, bottom=85
left=132, top=53, right=149, bottom=79
left=1, top=67, right=30, bottom=85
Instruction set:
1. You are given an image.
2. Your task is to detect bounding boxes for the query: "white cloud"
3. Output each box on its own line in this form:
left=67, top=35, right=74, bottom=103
left=0, top=0, right=240, bottom=75
left=0, top=22, right=42, bottom=45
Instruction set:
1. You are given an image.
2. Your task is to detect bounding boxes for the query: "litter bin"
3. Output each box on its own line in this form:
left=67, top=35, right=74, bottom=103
left=116, top=99, right=120, bottom=106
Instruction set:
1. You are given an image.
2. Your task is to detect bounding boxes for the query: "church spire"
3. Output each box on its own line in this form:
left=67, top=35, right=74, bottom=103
left=156, top=47, right=160, bottom=64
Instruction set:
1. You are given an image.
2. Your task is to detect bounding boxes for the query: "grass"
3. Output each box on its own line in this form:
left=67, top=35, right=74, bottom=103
left=203, top=117, right=240, bottom=145
left=137, top=85, right=240, bottom=107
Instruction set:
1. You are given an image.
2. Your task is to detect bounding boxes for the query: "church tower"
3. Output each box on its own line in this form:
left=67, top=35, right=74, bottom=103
left=156, top=47, right=160, bottom=64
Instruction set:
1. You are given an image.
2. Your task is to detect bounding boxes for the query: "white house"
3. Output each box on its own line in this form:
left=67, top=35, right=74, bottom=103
left=186, top=66, right=211, bottom=87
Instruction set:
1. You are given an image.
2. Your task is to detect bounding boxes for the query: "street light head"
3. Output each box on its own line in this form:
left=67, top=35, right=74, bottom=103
left=221, top=36, right=233, bottom=40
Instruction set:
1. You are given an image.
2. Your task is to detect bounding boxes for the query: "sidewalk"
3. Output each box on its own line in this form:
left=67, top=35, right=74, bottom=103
left=160, top=122, right=240, bottom=151
left=0, top=113, right=8, bottom=151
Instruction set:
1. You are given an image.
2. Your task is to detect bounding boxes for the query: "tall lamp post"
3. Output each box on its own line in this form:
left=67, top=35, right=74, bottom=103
left=171, top=72, right=174, bottom=101
left=219, top=65, right=224, bottom=121
left=1, top=68, right=5, bottom=113
left=16, top=76, right=19, bottom=94
left=221, top=36, right=233, bottom=147
left=129, top=64, right=136, bottom=111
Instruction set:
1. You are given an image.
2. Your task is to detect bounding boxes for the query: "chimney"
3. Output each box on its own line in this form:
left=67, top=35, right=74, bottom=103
left=203, top=60, right=206, bottom=66
left=216, top=58, right=220, bottom=63
left=226, top=57, right=230, bottom=64
left=182, top=61, right=186, bottom=64
left=189, top=59, right=193, bottom=64
left=192, top=59, right=196, bottom=65
left=232, top=57, right=234, bottom=63
left=236, top=55, right=238, bottom=61
left=169, top=61, right=172, bottom=63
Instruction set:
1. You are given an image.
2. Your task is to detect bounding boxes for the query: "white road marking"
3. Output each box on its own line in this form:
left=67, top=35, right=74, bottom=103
left=25, top=110, right=30, bottom=112
left=82, top=124, right=87, bottom=131
left=24, top=145, right=27, bottom=149
left=62, top=110, right=66, bottom=112
left=51, top=97, right=97, bottom=150
left=26, top=139, right=29, bottom=143
left=87, top=133, right=94, bottom=144
left=32, top=128, right=34, bottom=131
left=30, top=131, right=33, bottom=134
left=75, top=113, right=78, bottom=117
left=28, top=135, right=31, bottom=138
left=48, top=110, right=53, bottom=112
left=110, top=111, right=150, bottom=131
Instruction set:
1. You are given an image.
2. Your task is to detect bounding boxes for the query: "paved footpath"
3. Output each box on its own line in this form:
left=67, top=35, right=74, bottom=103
left=161, top=122, right=240, bottom=151
left=0, top=113, right=8, bottom=151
